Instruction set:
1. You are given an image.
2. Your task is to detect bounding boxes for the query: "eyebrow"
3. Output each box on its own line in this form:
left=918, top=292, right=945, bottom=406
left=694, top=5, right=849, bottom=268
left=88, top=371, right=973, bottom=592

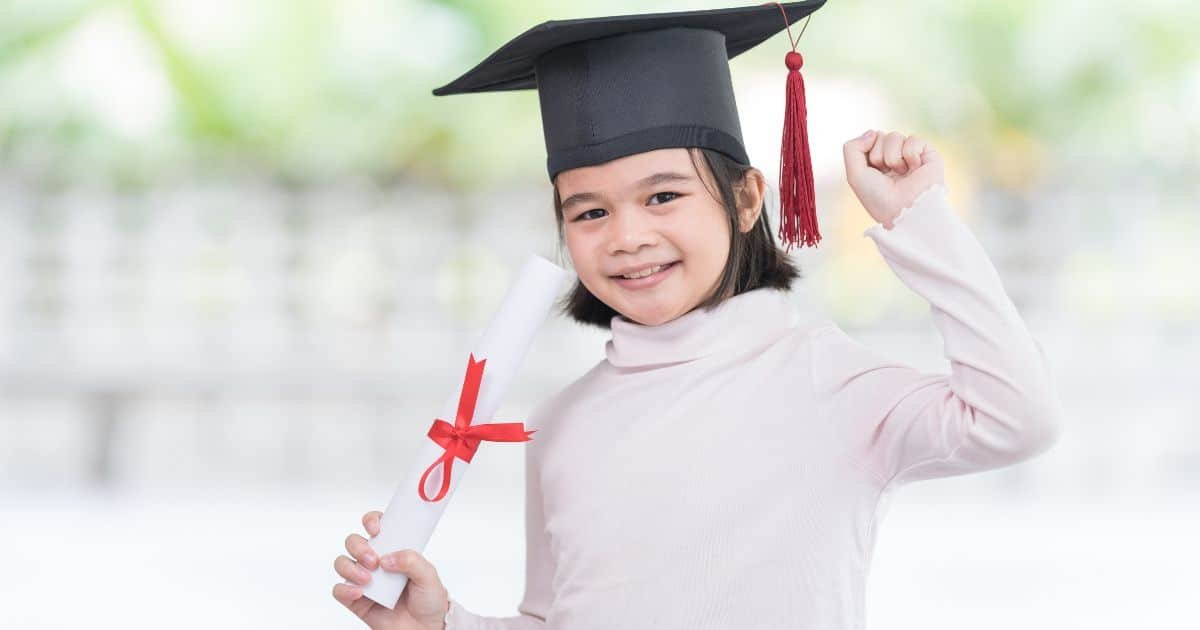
left=560, top=171, right=694, bottom=214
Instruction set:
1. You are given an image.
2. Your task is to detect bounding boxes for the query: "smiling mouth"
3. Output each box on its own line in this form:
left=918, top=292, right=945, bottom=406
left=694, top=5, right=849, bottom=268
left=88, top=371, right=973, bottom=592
left=610, top=261, right=679, bottom=279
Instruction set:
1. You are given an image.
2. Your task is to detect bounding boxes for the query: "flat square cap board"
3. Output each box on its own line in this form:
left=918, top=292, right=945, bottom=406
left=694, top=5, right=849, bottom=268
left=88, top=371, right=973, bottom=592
left=432, top=1, right=829, bottom=250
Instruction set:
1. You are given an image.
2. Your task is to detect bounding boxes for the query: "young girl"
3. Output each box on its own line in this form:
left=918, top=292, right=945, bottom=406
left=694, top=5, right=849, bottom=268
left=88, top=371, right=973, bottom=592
left=332, top=3, right=1063, bottom=629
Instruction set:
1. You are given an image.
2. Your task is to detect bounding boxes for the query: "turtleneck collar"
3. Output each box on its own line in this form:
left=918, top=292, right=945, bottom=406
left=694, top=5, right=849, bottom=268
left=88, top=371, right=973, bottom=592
left=604, top=287, right=800, bottom=368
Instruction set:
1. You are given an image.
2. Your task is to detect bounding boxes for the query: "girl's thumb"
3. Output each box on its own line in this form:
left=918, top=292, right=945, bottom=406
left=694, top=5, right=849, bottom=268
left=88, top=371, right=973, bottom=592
left=381, top=549, right=440, bottom=586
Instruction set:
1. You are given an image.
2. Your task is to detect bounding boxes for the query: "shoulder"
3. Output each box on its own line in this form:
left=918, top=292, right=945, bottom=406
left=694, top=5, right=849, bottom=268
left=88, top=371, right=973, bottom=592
left=524, top=358, right=608, bottom=442
left=803, top=322, right=911, bottom=394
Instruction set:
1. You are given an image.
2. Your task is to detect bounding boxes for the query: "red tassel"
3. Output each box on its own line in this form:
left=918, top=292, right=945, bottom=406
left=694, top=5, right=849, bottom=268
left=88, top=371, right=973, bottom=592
left=767, top=2, right=820, bottom=251
left=778, top=50, right=819, bottom=251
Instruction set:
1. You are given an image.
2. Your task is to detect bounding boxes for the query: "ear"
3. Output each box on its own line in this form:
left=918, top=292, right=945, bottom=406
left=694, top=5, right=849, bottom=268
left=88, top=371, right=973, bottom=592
left=736, top=168, right=766, bottom=233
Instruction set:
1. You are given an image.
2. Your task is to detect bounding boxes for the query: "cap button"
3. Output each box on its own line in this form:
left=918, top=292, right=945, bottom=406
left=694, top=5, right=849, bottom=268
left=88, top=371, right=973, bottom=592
left=785, top=51, right=803, bottom=71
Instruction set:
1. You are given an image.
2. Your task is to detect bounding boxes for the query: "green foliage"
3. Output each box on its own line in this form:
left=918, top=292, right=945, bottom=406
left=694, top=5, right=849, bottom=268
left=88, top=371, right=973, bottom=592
left=0, top=0, right=1195, bottom=188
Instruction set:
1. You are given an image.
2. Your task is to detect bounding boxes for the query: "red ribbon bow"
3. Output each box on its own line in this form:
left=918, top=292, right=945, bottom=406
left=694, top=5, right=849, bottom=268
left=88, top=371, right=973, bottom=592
left=418, top=353, right=536, bottom=502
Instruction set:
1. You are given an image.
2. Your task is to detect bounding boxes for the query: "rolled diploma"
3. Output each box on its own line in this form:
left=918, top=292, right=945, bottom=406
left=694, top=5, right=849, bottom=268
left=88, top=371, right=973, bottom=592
left=357, top=253, right=573, bottom=609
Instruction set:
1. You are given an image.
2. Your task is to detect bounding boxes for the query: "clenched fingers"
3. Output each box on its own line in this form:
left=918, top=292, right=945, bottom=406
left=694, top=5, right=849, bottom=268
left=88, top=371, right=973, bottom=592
left=346, top=532, right=378, bottom=570
left=362, top=510, right=383, bottom=537
left=900, top=135, right=928, bottom=173
left=333, top=582, right=362, bottom=606
left=332, top=583, right=375, bottom=622
left=334, top=554, right=372, bottom=586
left=867, top=130, right=887, bottom=172
left=881, top=131, right=909, bottom=174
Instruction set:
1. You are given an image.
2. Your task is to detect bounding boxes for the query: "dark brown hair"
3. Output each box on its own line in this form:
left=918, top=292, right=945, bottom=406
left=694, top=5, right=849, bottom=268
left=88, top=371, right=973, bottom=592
left=551, top=147, right=802, bottom=329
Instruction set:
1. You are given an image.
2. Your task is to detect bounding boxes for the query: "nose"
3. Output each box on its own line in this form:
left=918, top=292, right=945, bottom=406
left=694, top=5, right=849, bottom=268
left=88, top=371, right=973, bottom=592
left=605, top=206, right=659, bottom=256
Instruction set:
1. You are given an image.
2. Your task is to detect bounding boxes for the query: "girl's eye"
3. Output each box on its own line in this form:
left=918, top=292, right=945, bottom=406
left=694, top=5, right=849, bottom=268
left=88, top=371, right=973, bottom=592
left=571, top=192, right=678, bottom=222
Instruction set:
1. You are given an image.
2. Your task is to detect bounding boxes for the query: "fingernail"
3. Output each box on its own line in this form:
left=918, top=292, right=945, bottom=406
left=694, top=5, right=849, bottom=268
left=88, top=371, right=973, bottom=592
left=382, top=554, right=397, bottom=569
left=363, top=552, right=376, bottom=567
left=860, top=129, right=874, bottom=139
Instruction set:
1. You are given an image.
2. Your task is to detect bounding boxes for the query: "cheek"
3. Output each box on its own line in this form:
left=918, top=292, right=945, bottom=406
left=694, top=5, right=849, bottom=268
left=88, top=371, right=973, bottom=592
left=563, top=230, right=599, bottom=275
left=674, top=207, right=730, bottom=264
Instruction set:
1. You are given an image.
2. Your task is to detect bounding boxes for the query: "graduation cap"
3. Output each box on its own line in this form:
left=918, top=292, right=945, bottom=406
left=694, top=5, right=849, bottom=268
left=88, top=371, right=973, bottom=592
left=433, top=1, right=828, bottom=250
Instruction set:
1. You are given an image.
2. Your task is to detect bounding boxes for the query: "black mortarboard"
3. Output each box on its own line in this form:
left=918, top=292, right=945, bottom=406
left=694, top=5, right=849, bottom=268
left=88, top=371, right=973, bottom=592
left=433, top=1, right=828, bottom=250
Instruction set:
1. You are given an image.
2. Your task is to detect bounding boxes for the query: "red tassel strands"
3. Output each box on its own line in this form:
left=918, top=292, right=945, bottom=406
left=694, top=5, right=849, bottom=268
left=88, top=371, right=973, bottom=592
left=768, top=3, right=820, bottom=251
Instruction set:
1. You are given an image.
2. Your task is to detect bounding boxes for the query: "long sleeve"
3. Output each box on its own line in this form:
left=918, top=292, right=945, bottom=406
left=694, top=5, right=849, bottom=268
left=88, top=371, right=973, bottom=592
left=444, top=430, right=555, bottom=629
left=813, top=183, right=1065, bottom=488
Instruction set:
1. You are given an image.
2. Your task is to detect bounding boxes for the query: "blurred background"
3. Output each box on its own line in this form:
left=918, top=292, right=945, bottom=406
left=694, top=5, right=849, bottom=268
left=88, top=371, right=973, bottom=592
left=1, top=0, right=1197, bottom=628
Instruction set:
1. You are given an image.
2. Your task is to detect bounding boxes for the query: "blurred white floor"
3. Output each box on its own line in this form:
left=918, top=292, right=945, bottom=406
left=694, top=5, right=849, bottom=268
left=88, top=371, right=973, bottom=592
left=4, top=485, right=1195, bottom=629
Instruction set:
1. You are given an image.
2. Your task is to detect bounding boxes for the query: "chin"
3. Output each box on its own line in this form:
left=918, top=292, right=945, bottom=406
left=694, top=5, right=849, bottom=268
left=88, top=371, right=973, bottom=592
left=614, top=298, right=682, bottom=326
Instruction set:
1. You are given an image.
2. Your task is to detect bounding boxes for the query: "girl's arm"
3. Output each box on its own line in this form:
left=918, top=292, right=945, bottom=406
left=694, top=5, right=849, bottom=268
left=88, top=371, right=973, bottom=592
left=813, top=182, right=1064, bottom=488
left=445, top=433, right=554, bottom=629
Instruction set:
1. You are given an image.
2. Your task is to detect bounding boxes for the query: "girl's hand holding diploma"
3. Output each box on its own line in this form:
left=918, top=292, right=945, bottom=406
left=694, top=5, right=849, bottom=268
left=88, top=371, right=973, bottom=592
left=843, top=129, right=946, bottom=230
left=333, top=509, right=451, bottom=630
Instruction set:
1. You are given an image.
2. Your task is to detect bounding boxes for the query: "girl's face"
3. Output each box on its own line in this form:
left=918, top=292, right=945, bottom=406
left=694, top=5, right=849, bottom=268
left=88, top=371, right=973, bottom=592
left=557, top=148, right=747, bottom=326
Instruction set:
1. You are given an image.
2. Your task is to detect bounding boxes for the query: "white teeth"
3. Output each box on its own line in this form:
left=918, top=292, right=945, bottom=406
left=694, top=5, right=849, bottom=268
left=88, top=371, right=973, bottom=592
left=621, top=264, right=666, bottom=279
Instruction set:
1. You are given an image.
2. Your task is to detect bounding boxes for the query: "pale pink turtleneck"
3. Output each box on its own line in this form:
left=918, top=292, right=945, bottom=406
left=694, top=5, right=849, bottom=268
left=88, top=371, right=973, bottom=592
left=443, top=183, right=1064, bottom=630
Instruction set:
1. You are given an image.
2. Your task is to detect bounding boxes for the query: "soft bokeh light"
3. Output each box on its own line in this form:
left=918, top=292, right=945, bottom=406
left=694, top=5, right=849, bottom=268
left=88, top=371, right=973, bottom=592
left=1, top=1, right=1197, bottom=629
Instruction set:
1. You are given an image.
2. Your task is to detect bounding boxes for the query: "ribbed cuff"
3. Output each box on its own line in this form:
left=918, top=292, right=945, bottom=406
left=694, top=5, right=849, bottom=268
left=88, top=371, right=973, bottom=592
left=861, top=183, right=952, bottom=238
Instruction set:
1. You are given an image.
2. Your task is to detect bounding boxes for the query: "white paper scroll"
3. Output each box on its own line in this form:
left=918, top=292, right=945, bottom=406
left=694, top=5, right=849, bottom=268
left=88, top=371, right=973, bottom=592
left=357, top=253, right=574, bottom=609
